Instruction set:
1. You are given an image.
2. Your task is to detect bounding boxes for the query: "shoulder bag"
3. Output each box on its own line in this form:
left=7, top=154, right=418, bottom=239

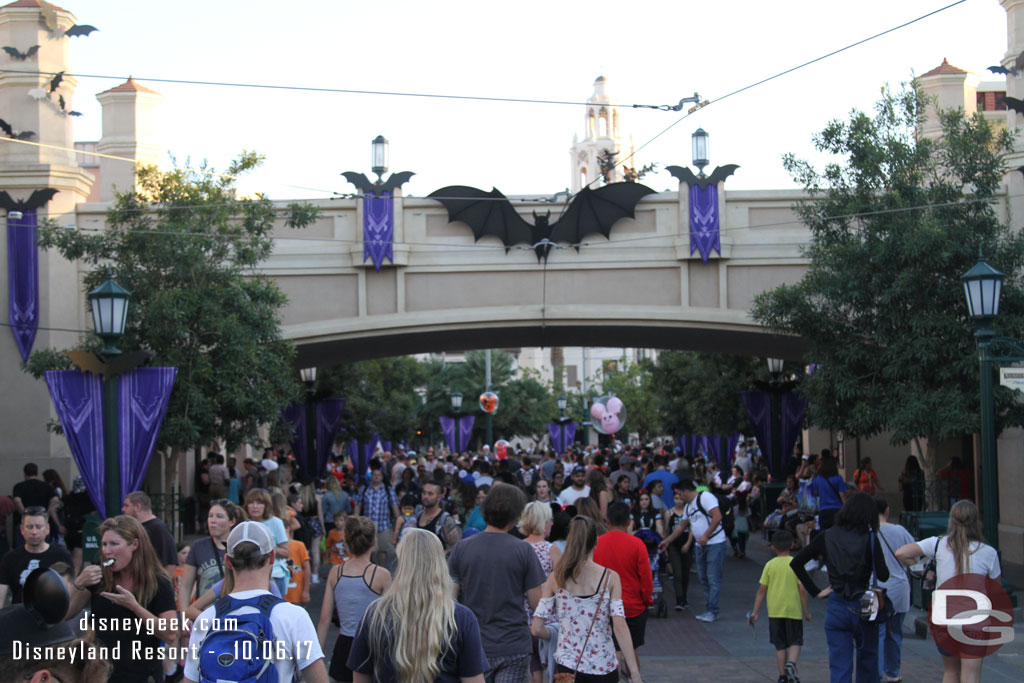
left=859, top=532, right=895, bottom=623
left=553, top=570, right=609, bottom=683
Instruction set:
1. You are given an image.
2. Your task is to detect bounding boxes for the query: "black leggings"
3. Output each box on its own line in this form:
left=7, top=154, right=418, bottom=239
left=666, top=543, right=692, bottom=606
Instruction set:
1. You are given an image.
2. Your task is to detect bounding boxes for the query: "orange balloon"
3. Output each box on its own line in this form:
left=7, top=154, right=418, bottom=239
left=479, top=391, right=499, bottom=414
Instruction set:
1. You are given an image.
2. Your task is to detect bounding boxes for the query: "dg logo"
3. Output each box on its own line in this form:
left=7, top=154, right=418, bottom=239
left=929, top=573, right=1014, bottom=659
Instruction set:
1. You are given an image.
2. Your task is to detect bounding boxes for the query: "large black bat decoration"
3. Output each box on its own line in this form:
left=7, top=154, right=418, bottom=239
left=342, top=171, right=415, bottom=197
left=665, top=164, right=740, bottom=190
left=428, top=182, right=655, bottom=262
left=3, top=45, right=39, bottom=60
left=0, top=188, right=59, bottom=212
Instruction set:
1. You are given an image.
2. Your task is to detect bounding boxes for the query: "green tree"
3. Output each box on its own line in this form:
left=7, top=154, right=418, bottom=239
left=751, top=83, right=1024, bottom=494
left=648, top=351, right=759, bottom=438
left=30, top=153, right=320, bottom=454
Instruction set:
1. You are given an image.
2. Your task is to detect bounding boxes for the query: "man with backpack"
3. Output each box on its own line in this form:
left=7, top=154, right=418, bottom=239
left=416, top=482, right=461, bottom=555
left=675, top=478, right=728, bottom=623
left=184, top=521, right=327, bottom=683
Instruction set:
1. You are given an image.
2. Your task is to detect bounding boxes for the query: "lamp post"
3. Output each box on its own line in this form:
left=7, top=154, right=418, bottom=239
left=767, top=358, right=786, bottom=476
left=962, top=254, right=1005, bottom=549
left=451, top=391, right=463, bottom=453
left=300, top=367, right=317, bottom=479
left=371, top=135, right=389, bottom=182
left=554, top=395, right=569, bottom=454
left=87, top=272, right=131, bottom=518
left=692, top=128, right=709, bottom=176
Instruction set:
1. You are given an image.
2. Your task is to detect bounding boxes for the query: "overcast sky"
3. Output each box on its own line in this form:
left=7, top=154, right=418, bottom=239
left=51, top=0, right=1009, bottom=200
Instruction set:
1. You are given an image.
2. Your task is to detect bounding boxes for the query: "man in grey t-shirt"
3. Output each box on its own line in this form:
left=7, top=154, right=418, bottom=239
left=449, top=483, right=545, bottom=683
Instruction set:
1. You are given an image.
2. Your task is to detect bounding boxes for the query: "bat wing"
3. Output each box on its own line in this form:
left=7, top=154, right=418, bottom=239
left=25, top=188, right=58, bottom=210
left=107, top=350, right=154, bottom=377
left=341, top=172, right=374, bottom=194
left=66, top=350, right=107, bottom=378
left=65, top=25, right=98, bottom=38
left=25, top=45, right=39, bottom=59
left=666, top=165, right=700, bottom=186
left=1016, top=50, right=1024, bottom=73
left=0, top=118, right=12, bottom=136
left=0, top=192, right=17, bottom=211
left=989, top=65, right=1012, bottom=75
left=49, top=71, right=64, bottom=92
left=1005, top=96, right=1024, bottom=115
left=15, top=131, right=35, bottom=140
left=707, top=164, right=740, bottom=185
left=549, top=181, right=656, bottom=245
left=380, top=171, right=415, bottom=194
left=427, top=185, right=533, bottom=248
left=2, top=47, right=20, bottom=59
left=68, top=110, right=82, bottom=117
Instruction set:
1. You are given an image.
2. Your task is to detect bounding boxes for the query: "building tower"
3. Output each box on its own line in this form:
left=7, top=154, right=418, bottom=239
left=569, top=76, right=634, bottom=192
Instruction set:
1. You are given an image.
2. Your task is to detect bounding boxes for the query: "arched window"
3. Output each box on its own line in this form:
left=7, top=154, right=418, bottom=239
left=587, top=111, right=596, bottom=137
left=598, top=107, right=609, bottom=137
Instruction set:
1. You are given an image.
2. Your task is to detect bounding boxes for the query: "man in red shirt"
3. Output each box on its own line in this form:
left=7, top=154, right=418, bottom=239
left=594, top=501, right=653, bottom=666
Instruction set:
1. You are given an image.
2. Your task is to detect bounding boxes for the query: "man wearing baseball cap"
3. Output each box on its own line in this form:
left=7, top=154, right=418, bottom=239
left=185, top=521, right=328, bottom=683
left=557, top=465, right=591, bottom=507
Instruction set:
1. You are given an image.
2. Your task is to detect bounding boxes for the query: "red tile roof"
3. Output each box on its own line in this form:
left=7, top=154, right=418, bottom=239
left=99, top=76, right=159, bottom=95
left=1, top=0, right=68, bottom=11
left=921, top=58, right=967, bottom=78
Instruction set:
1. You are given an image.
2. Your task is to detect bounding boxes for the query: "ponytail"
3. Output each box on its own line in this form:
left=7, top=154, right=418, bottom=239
left=553, top=516, right=598, bottom=589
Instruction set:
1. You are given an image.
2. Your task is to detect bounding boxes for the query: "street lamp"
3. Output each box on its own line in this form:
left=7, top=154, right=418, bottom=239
left=88, top=272, right=131, bottom=359
left=300, top=367, right=318, bottom=479
left=553, top=395, right=571, bottom=454
left=767, top=357, right=784, bottom=376
left=761, top=358, right=792, bottom=476
left=692, top=128, right=709, bottom=176
left=962, top=253, right=1006, bottom=548
left=557, top=395, right=567, bottom=416
left=451, top=391, right=463, bottom=453
left=371, top=135, right=389, bottom=182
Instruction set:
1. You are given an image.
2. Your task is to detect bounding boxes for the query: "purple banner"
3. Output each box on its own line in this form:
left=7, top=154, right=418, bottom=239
left=439, top=416, right=455, bottom=452
left=44, top=367, right=175, bottom=519
left=44, top=369, right=106, bottom=517
left=547, top=421, right=577, bottom=454
left=781, top=393, right=808, bottom=466
left=363, top=193, right=394, bottom=271
left=315, top=398, right=346, bottom=477
left=8, top=210, right=39, bottom=361
left=440, top=415, right=474, bottom=453
left=118, top=367, right=177, bottom=497
left=459, top=416, right=475, bottom=453
left=280, top=403, right=308, bottom=477
left=689, top=183, right=721, bottom=263
left=742, top=390, right=773, bottom=474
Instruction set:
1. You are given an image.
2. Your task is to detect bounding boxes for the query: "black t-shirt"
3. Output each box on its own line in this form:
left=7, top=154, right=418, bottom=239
left=91, top=575, right=176, bottom=682
left=0, top=545, right=73, bottom=602
left=142, top=517, right=178, bottom=567
left=12, top=479, right=56, bottom=508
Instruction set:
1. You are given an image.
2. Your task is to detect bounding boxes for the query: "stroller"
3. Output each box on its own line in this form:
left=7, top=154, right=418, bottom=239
left=634, top=528, right=668, bottom=618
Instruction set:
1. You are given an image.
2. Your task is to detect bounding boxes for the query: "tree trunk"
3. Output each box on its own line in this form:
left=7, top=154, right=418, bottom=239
left=913, top=434, right=940, bottom=511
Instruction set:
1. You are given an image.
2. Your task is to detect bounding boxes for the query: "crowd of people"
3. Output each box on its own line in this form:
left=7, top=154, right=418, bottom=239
left=0, top=439, right=1004, bottom=683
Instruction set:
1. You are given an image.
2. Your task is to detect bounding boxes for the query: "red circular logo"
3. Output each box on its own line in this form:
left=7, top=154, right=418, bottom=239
left=929, top=574, right=1014, bottom=659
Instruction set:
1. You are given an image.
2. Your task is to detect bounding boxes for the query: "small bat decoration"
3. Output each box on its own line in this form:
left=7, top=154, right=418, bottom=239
left=341, top=171, right=416, bottom=196
left=0, top=188, right=59, bottom=212
left=0, top=119, right=37, bottom=140
left=27, top=87, right=48, bottom=100
left=3, top=45, right=39, bottom=60
left=428, top=181, right=655, bottom=262
left=1016, top=50, right=1024, bottom=74
left=54, top=94, right=80, bottom=117
left=1003, top=96, right=1024, bottom=115
left=666, top=164, right=740, bottom=190
left=64, top=25, right=98, bottom=38
left=39, top=0, right=59, bottom=32
left=48, top=71, right=64, bottom=93
left=989, top=65, right=1019, bottom=76
left=67, top=350, right=154, bottom=380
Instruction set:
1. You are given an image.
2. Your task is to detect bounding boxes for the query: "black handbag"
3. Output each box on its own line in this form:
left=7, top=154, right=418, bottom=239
left=859, top=532, right=895, bottom=623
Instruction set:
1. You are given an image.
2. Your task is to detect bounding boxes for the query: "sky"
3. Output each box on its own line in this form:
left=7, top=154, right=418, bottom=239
left=45, top=0, right=1010, bottom=200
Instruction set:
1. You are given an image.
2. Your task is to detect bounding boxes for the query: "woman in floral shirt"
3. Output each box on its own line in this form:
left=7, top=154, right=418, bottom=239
left=530, top=516, right=641, bottom=683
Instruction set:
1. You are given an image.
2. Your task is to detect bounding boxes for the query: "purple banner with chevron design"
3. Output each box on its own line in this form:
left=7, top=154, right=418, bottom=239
left=363, top=193, right=394, bottom=271
left=8, top=209, right=39, bottom=361
left=689, top=183, right=721, bottom=263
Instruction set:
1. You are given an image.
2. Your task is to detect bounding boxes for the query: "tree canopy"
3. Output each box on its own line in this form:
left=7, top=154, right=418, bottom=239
left=752, top=84, right=1024, bottom=473
left=30, top=153, right=320, bottom=452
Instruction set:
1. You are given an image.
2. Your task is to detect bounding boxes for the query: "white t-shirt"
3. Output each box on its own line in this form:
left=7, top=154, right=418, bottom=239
left=684, top=491, right=727, bottom=545
left=557, top=485, right=591, bottom=507
left=918, top=535, right=1001, bottom=587
left=184, top=589, right=324, bottom=683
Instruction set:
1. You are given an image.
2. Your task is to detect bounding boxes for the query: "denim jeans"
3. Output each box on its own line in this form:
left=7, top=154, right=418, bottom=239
left=824, top=593, right=880, bottom=683
left=878, top=611, right=905, bottom=679
left=694, top=541, right=726, bottom=615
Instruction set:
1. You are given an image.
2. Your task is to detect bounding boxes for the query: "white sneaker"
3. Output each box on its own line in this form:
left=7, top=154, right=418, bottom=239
left=696, top=611, right=717, bottom=622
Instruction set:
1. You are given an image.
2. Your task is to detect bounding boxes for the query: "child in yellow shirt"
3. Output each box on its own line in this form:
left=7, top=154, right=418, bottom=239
left=749, top=530, right=810, bottom=683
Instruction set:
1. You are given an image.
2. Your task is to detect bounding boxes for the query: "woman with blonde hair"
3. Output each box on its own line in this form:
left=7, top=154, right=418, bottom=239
left=245, top=487, right=291, bottom=596
left=68, top=515, right=178, bottom=682
left=317, top=515, right=392, bottom=682
left=531, top=516, right=641, bottom=683
left=347, top=528, right=488, bottom=683
left=896, top=500, right=1000, bottom=683
left=520, top=501, right=562, bottom=683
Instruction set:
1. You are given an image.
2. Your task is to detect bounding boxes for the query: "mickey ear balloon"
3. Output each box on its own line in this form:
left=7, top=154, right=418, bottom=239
left=589, top=395, right=626, bottom=435
left=495, top=439, right=510, bottom=460
left=479, top=391, right=499, bottom=414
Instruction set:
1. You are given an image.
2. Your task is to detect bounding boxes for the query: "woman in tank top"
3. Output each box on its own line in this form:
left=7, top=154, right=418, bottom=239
left=317, top=515, right=392, bottom=683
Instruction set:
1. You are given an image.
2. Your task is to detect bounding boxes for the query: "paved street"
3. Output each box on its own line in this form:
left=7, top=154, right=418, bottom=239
left=298, top=533, right=1024, bottom=682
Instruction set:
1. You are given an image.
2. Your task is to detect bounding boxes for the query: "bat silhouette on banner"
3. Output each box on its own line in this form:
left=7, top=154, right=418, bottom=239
left=342, top=171, right=416, bottom=196
left=3, top=45, right=39, bottom=60
left=0, top=188, right=58, bottom=212
left=67, top=350, right=154, bottom=380
left=428, top=181, right=655, bottom=262
left=665, top=164, right=740, bottom=190
left=0, top=118, right=35, bottom=140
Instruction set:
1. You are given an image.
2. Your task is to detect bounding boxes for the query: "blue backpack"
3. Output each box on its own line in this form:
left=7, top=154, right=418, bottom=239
left=198, top=593, right=282, bottom=683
